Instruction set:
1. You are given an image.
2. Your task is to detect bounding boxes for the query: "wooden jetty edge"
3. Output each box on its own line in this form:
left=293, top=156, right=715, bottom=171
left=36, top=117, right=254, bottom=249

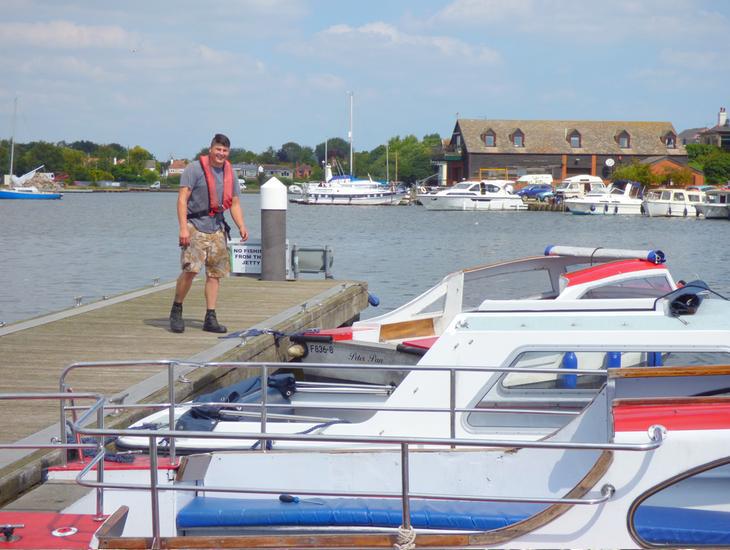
left=0, top=276, right=368, bottom=505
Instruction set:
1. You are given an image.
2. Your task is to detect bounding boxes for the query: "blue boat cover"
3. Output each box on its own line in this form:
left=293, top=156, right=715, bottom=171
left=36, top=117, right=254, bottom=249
left=176, top=496, right=545, bottom=531
left=634, top=505, right=730, bottom=545
left=177, top=497, right=730, bottom=543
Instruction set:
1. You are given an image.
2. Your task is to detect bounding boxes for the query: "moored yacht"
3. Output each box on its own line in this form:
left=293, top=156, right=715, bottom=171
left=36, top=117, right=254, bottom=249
left=565, top=180, right=644, bottom=215
left=642, top=187, right=705, bottom=217
left=695, top=187, right=730, bottom=219
left=420, top=179, right=526, bottom=211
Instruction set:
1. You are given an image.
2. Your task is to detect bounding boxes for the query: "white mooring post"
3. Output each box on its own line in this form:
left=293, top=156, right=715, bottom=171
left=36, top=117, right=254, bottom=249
left=260, top=177, right=287, bottom=281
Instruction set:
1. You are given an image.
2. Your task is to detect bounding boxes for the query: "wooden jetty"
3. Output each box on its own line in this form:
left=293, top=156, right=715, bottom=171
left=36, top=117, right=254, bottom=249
left=0, top=276, right=368, bottom=503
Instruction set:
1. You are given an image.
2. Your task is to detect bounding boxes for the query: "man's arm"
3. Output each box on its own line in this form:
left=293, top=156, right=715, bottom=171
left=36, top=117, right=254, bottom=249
left=177, top=186, right=192, bottom=247
left=229, top=195, right=248, bottom=241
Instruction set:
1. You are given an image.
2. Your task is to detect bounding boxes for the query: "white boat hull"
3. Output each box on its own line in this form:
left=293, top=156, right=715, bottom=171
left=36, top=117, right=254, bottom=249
left=421, top=196, right=527, bottom=211
left=565, top=199, right=643, bottom=215
left=293, top=191, right=405, bottom=205
left=643, top=201, right=700, bottom=217
left=696, top=203, right=730, bottom=219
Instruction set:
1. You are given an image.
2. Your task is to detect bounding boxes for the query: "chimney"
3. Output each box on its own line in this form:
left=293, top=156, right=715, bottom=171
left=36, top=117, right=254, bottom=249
left=720, top=107, right=727, bottom=127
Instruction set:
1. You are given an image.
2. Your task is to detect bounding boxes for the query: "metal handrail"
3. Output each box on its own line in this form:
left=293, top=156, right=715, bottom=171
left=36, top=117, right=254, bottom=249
left=58, top=358, right=607, bottom=466
left=0, top=392, right=106, bottom=520
left=70, top=423, right=660, bottom=547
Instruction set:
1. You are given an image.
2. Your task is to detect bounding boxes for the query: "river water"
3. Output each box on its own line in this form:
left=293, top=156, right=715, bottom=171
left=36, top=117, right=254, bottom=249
left=2, top=192, right=730, bottom=325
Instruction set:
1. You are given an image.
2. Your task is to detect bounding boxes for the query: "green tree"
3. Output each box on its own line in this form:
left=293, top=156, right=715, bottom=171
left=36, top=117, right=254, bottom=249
left=315, top=138, right=349, bottom=165
left=18, top=141, right=64, bottom=173
left=609, top=161, right=660, bottom=186
left=702, top=153, right=730, bottom=184
left=61, top=147, right=89, bottom=181
left=277, top=142, right=303, bottom=163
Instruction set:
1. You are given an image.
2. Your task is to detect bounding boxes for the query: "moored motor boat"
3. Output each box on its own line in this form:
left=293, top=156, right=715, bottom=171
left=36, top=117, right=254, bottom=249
left=642, top=187, right=705, bottom=217
left=695, top=187, right=730, bottom=219
left=564, top=180, right=644, bottom=215
left=290, top=246, right=678, bottom=381
left=420, top=179, right=526, bottom=211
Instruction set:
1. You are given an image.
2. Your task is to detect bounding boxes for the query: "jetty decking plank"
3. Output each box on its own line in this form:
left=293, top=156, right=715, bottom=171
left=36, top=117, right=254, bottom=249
left=0, top=277, right=347, bottom=443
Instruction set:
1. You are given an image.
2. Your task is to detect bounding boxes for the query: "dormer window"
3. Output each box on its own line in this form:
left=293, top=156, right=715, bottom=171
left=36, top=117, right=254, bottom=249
left=482, top=129, right=496, bottom=147
left=617, top=130, right=631, bottom=149
left=511, top=129, right=525, bottom=148
left=568, top=130, right=581, bottom=148
left=663, top=132, right=676, bottom=149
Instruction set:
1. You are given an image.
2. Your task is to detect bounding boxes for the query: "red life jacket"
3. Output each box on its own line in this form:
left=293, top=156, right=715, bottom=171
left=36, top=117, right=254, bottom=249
left=199, top=155, right=234, bottom=216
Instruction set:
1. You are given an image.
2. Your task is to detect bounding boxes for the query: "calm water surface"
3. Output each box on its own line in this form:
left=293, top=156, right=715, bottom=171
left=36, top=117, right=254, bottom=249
left=2, top=192, right=730, bottom=324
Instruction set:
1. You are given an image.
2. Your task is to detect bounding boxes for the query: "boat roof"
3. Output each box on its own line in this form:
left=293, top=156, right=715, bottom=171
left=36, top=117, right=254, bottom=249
left=562, top=259, right=666, bottom=287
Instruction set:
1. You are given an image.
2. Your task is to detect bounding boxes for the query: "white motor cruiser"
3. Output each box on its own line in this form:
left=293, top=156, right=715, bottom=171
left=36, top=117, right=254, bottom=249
left=420, top=180, right=527, bottom=211
left=565, top=180, right=644, bottom=215
left=642, top=187, right=705, bottom=217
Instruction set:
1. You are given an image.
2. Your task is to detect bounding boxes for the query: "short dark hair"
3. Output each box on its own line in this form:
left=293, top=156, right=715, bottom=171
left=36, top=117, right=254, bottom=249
left=211, top=133, right=230, bottom=148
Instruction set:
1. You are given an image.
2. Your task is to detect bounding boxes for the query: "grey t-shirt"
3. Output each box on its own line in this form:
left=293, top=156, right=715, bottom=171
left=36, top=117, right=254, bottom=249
left=180, top=159, right=240, bottom=234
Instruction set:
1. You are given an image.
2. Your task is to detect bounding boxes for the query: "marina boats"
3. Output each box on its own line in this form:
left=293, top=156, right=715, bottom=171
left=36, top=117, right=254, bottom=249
left=642, top=187, right=705, bottom=217
left=553, top=174, right=606, bottom=202
left=113, top=246, right=683, bottom=454
left=9, top=282, right=730, bottom=548
left=291, top=246, right=678, bottom=381
left=564, top=180, right=644, bottom=215
left=419, top=179, right=527, bottom=211
left=695, top=187, right=730, bottom=219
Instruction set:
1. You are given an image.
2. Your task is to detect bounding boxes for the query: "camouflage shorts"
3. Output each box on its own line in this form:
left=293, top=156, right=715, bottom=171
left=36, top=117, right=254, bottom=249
left=180, top=222, right=230, bottom=278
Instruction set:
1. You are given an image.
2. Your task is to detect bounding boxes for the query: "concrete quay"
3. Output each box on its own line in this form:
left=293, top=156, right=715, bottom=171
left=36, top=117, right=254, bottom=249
left=0, top=276, right=368, bottom=505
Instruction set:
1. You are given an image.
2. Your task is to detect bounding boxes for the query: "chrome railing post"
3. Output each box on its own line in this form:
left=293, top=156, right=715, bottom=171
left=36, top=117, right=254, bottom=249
left=168, top=362, right=176, bottom=466
left=400, top=442, right=411, bottom=529
left=95, top=402, right=105, bottom=520
left=59, top=381, right=68, bottom=466
left=449, top=368, right=456, bottom=448
left=259, top=364, right=268, bottom=451
left=149, top=436, right=161, bottom=549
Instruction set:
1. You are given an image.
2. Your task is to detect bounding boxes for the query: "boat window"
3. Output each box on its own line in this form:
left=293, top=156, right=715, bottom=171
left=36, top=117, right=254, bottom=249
left=611, top=186, right=625, bottom=195
left=674, top=192, right=685, bottom=201
left=486, top=184, right=501, bottom=193
left=688, top=194, right=700, bottom=202
left=466, top=351, right=608, bottom=431
left=630, top=460, right=730, bottom=547
left=578, top=275, right=673, bottom=299
left=660, top=191, right=671, bottom=200
left=464, top=268, right=556, bottom=308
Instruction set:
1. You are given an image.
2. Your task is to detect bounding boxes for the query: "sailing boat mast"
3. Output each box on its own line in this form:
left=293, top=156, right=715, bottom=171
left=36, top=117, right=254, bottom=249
left=9, top=96, right=17, bottom=178
left=347, top=91, right=353, bottom=177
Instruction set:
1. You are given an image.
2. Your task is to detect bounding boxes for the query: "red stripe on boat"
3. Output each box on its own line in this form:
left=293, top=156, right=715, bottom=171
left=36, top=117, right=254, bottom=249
left=613, top=401, right=730, bottom=432
left=48, top=455, right=178, bottom=471
left=563, top=259, right=665, bottom=287
left=400, top=337, right=439, bottom=350
left=0, top=511, right=102, bottom=549
left=302, top=327, right=356, bottom=341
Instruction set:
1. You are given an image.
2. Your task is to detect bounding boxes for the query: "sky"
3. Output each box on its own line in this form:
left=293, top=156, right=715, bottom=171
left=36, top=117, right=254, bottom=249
left=1, top=0, right=729, bottom=161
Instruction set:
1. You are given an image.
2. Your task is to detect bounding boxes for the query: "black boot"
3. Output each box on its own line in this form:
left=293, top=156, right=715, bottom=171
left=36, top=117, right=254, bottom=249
left=203, top=309, right=227, bottom=333
left=169, top=302, right=184, bottom=333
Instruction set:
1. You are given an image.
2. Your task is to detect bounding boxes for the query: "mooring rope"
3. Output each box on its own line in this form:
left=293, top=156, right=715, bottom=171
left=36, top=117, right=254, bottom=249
left=393, top=525, right=416, bottom=549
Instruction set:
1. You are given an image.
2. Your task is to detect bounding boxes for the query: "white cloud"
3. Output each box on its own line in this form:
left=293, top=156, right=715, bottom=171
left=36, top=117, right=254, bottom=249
left=313, top=21, right=500, bottom=65
left=0, top=20, right=136, bottom=49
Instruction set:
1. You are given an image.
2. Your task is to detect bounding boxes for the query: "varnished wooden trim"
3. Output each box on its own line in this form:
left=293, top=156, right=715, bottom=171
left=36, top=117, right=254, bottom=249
left=468, top=450, right=614, bottom=546
left=609, top=364, right=730, bottom=379
left=379, top=317, right=435, bottom=342
left=95, top=505, right=129, bottom=539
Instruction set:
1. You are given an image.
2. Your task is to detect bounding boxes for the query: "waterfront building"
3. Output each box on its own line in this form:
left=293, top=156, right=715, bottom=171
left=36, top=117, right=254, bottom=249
left=699, top=107, right=730, bottom=152
left=443, top=118, right=687, bottom=184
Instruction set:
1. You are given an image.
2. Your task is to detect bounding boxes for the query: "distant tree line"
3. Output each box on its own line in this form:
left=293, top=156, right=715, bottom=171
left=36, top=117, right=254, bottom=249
left=0, top=139, right=158, bottom=183
left=686, top=144, right=730, bottom=184
left=1, top=133, right=443, bottom=185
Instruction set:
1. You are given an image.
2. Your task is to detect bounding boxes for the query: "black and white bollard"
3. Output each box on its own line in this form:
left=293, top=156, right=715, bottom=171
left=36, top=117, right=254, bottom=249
left=260, top=177, right=287, bottom=281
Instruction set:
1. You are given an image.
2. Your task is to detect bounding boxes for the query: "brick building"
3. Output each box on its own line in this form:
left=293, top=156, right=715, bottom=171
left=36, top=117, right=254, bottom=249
left=444, top=119, right=687, bottom=184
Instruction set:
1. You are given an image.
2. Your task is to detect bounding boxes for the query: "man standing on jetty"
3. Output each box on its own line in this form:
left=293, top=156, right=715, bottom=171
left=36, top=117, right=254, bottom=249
left=169, top=133, right=248, bottom=334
